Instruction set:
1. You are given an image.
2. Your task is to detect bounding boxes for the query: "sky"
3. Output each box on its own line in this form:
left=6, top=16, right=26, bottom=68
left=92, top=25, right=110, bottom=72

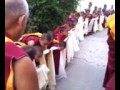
left=76, top=0, right=115, bottom=12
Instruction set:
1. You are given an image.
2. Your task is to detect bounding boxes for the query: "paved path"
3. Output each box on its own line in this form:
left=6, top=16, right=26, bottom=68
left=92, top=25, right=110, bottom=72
left=56, top=30, right=108, bottom=90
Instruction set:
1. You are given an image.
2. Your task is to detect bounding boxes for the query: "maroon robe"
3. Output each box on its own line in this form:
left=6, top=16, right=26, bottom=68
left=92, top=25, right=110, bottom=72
left=47, top=41, right=61, bottom=75
left=53, top=50, right=61, bottom=75
left=54, top=26, right=66, bottom=42
left=5, top=33, right=27, bottom=90
left=20, top=35, right=40, bottom=46
left=103, top=30, right=115, bottom=90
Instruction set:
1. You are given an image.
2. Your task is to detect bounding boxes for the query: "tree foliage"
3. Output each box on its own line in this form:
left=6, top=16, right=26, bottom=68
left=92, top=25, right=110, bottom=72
left=26, top=0, right=79, bottom=33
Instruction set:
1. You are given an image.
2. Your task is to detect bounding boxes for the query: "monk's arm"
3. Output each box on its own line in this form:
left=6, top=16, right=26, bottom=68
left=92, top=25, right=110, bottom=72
left=14, top=57, right=39, bottom=90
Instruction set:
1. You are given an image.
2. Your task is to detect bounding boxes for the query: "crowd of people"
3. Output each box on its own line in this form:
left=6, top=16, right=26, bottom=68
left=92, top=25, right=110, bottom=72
left=5, top=0, right=115, bottom=90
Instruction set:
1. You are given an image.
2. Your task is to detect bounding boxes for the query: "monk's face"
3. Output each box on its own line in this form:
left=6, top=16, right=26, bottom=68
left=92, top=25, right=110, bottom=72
left=40, top=39, right=49, bottom=48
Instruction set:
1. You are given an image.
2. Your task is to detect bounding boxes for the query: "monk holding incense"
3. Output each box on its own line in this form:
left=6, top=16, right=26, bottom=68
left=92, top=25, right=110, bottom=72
left=5, top=0, right=39, bottom=90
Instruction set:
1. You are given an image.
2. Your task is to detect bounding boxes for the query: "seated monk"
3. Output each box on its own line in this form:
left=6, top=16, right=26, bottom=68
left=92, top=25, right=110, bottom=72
left=20, top=33, right=52, bottom=50
left=22, top=46, right=43, bottom=67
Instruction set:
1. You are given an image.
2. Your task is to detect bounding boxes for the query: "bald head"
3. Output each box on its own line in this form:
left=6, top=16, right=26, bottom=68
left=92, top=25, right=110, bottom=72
left=5, top=0, right=29, bottom=41
left=5, top=0, right=29, bottom=18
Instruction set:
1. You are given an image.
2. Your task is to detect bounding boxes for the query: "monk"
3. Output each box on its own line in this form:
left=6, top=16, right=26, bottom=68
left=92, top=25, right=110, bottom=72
left=103, top=14, right=115, bottom=90
left=93, top=6, right=98, bottom=14
left=58, top=24, right=70, bottom=41
left=20, top=33, right=52, bottom=50
left=66, top=13, right=76, bottom=23
left=47, top=31, right=60, bottom=48
left=22, top=46, right=43, bottom=67
left=5, top=0, right=39, bottom=90
left=51, top=24, right=70, bottom=75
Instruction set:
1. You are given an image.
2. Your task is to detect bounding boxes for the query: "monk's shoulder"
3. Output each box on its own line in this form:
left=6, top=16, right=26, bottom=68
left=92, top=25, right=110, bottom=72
left=5, top=42, right=27, bottom=60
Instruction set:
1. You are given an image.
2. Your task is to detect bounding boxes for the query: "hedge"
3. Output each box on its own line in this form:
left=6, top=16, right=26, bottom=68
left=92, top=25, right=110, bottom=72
left=26, top=0, right=79, bottom=33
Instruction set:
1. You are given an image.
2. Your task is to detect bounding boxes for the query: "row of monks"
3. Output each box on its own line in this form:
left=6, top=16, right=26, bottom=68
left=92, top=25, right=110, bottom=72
left=11, top=11, right=113, bottom=89
left=5, top=0, right=115, bottom=89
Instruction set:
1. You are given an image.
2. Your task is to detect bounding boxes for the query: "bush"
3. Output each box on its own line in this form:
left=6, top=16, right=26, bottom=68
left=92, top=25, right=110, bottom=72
left=26, top=0, right=79, bottom=33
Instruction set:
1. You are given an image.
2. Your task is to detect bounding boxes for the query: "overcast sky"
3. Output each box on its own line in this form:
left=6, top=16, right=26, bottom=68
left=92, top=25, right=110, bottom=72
left=76, top=0, right=115, bottom=12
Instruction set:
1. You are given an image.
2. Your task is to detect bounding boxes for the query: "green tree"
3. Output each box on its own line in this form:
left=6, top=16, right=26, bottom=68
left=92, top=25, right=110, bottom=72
left=26, top=0, right=79, bottom=33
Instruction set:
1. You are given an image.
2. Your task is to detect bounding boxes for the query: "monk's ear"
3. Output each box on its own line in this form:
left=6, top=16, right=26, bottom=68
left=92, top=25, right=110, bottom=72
left=18, top=15, right=26, bottom=27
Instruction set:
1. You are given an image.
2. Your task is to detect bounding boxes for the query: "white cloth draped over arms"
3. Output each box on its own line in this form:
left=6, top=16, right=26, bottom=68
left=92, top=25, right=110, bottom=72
left=84, top=18, right=89, bottom=35
left=56, top=48, right=67, bottom=79
left=75, top=16, right=85, bottom=41
left=66, top=30, right=80, bottom=63
left=88, top=18, right=95, bottom=33
left=93, top=17, right=99, bottom=32
left=69, top=30, right=80, bottom=52
left=98, top=14, right=105, bottom=31
left=66, top=33, right=74, bottom=63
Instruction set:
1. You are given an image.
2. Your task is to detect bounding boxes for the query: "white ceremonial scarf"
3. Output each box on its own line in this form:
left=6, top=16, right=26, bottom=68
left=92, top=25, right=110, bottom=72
left=93, top=17, right=99, bottom=32
left=66, top=33, right=74, bottom=63
left=76, top=16, right=85, bottom=41
left=84, top=18, right=89, bottom=35
left=56, top=48, right=67, bottom=79
left=36, top=64, right=49, bottom=89
left=99, top=14, right=105, bottom=31
left=69, top=30, right=80, bottom=52
left=88, top=18, right=94, bottom=33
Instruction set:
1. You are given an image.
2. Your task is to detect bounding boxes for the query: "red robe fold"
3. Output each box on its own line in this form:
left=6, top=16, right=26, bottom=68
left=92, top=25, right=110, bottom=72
left=103, top=30, right=115, bottom=90
left=53, top=50, right=60, bottom=75
left=20, top=35, right=40, bottom=46
left=47, top=40, right=60, bottom=75
left=5, top=34, right=27, bottom=90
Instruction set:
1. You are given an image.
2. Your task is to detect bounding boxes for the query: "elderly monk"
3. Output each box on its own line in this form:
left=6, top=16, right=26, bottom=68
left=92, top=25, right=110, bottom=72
left=5, top=0, right=39, bottom=90
left=103, top=14, right=115, bottom=90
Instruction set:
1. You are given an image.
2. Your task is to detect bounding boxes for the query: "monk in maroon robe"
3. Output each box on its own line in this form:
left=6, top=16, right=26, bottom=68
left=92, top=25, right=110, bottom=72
left=20, top=33, right=52, bottom=50
left=103, top=29, right=115, bottom=90
left=103, top=14, right=115, bottom=90
left=51, top=24, right=70, bottom=75
left=5, top=0, right=39, bottom=90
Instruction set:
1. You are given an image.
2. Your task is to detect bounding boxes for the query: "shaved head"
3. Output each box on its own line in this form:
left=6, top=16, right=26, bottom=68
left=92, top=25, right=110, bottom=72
left=5, top=0, right=29, bottom=18
left=5, top=0, right=29, bottom=41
